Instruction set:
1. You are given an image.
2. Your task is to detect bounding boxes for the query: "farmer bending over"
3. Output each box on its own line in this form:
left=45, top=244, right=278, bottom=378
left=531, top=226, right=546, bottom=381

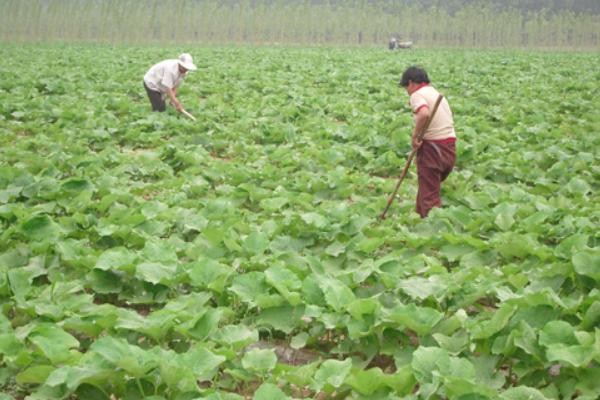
left=400, top=66, right=456, bottom=218
left=143, top=53, right=196, bottom=114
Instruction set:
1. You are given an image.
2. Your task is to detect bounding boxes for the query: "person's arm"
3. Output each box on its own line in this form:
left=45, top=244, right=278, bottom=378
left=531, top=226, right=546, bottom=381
left=165, top=87, right=184, bottom=113
left=412, top=106, right=430, bottom=150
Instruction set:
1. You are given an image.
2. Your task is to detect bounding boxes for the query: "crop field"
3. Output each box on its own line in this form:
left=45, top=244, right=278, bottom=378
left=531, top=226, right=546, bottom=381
left=0, top=45, right=599, bottom=399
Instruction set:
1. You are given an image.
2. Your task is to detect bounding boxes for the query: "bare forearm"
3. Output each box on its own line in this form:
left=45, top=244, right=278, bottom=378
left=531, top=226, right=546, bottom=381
left=411, top=107, right=429, bottom=150
left=413, top=109, right=429, bottom=139
left=166, top=88, right=183, bottom=112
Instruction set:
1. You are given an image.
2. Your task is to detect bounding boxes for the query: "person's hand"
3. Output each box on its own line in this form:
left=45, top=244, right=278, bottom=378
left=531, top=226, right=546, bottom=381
left=412, top=136, right=422, bottom=150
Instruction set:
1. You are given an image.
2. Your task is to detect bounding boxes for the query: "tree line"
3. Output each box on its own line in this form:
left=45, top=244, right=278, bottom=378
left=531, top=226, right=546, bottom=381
left=0, top=0, right=598, bottom=48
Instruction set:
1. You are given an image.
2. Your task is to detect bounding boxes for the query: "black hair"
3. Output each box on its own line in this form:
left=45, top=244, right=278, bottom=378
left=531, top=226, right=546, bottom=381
left=399, top=66, right=430, bottom=87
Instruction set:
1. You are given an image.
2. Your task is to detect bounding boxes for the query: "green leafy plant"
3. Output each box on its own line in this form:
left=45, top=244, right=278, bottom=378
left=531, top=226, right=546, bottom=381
left=0, top=45, right=598, bottom=399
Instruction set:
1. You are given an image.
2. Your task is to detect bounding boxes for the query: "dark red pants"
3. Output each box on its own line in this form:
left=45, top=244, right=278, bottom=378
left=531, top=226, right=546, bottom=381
left=416, top=140, right=456, bottom=218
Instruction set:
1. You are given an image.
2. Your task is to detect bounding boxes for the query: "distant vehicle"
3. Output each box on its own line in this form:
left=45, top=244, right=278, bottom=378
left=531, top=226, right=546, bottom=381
left=389, top=37, right=413, bottom=50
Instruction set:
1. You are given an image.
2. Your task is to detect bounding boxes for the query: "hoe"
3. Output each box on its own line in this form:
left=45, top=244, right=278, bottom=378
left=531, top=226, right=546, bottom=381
left=380, top=94, right=443, bottom=219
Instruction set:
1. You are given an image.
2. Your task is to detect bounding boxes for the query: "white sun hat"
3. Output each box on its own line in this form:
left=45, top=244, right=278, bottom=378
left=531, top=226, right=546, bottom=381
left=178, top=53, right=197, bottom=71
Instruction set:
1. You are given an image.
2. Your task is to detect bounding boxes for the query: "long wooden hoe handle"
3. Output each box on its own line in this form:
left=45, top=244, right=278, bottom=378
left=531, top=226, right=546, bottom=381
left=181, top=110, right=196, bottom=121
left=380, top=94, right=444, bottom=220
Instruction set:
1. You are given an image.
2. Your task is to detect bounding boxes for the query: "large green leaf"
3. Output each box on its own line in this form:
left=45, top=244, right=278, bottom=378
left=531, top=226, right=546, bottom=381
left=319, top=277, right=356, bottom=312
left=135, top=262, right=177, bottom=285
left=212, top=325, right=259, bottom=349
left=160, top=346, right=225, bottom=392
left=178, top=308, right=222, bottom=341
left=141, top=238, right=178, bottom=264
left=470, top=303, right=517, bottom=340
left=385, top=304, right=444, bottom=336
left=187, top=258, right=232, bottom=292
left=45, top=360, right=113, bottom=391
left=300, top=212, right=329, bottom=229
left=512, top=320, right=543, bottom=360
left=253, top=383, right=290, bottom=400
left=539, top=321, right=578, bottom=347
left=411, top=346, right=450, bottom=383
left=433, top=329, right=469, bottom=356
left=95, top=247, right=137, bottom=272
left=20, top=215, right=60, bottom=241
left=86, top=269, right=123, bottom=293
left=243, top=231, right=270, bottom=254
left=28, top=325, right=80, bottom=364
left=572, top=248, right=600, bottom=282
left=15, top=365, right=55, bottom=385
left=255, top=305, right=305, bottom=334
left=312, top=358, right=352, bottom=392
left=229, top=271, right=270, bottom=306
left=493, top=202, right=517, bottom=231
left=545, top=344, right=596, bottom=367
left=90, top=336, right=157, bottom=377
left=397, top=275, right=449, bottom=301
left=241, top=348, right=277, bottom=373
left=500, top=386, right=551, bottom=400
left=345, top=367, right=386, bottom=395
left=537, top=321, right=595, bottom=367
left=383, top=365, right=416, bottom=395
left=264, top=265, right=302, bottom=305
left=178, top=345, right=226, bottom=380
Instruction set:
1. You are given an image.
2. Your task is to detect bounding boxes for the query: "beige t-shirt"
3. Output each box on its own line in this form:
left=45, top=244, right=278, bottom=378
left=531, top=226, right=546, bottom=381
left=409, top=85, right=456, bottom=141
left=143, top=59, right=185, bottom=94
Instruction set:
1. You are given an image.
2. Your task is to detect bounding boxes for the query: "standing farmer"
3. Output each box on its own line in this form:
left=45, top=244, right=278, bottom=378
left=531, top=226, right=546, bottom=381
left=400, top=66, right=456, bottom=218
left=143, top=53, right=197, bottom=115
